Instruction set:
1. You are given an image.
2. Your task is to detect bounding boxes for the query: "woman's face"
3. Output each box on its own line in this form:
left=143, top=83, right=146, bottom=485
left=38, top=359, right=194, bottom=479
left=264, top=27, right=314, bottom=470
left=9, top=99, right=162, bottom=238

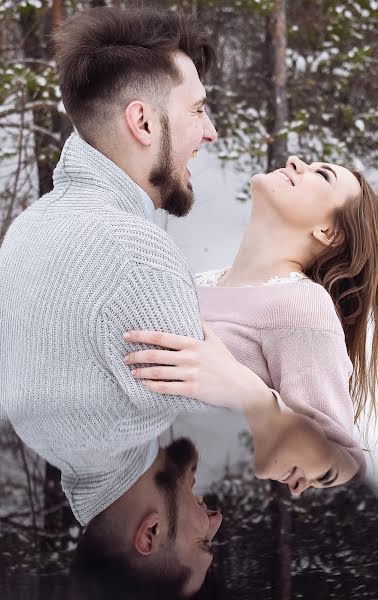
left=253, top=411, right=359, bottom=495
left=251, top=155, right=361, bottom=236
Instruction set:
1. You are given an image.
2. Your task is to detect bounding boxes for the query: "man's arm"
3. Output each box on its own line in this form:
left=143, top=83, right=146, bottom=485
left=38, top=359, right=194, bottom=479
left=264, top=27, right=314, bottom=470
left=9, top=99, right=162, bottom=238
left=95, top=264, right=214, bottom=444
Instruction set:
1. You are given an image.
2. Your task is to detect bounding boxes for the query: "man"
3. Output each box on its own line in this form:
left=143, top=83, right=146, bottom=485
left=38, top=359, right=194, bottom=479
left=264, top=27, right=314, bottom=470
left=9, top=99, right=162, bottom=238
left=70, top=438, right=222, bottom=598
left=0, top=6, right=226, bottom=594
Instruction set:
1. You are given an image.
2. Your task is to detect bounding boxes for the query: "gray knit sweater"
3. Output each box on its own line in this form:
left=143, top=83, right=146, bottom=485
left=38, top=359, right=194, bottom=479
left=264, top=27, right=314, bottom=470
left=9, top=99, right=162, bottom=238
left=0, top=133, right=211, bottom=525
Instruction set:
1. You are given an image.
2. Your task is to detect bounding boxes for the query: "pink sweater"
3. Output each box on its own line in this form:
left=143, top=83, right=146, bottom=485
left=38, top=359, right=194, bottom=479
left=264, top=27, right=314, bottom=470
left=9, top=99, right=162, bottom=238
left=197, top=270, right=366, bottom=474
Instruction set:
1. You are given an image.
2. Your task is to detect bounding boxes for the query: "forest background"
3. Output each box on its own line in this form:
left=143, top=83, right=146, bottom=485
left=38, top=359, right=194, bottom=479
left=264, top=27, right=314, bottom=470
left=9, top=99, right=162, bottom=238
left=0, top=0, right=377, bottom=597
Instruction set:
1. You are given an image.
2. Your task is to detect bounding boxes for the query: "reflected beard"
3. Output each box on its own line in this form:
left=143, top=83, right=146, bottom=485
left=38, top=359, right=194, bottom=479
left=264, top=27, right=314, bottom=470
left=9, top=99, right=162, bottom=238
left=155, top=437, right=198, bottom=541
left=149, top=114, right=195, bottom=218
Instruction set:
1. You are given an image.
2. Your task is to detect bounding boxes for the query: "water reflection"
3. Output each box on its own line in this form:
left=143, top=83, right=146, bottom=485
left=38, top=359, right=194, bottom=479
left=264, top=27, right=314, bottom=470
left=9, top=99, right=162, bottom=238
left=1, top=445, right=378, bottom=599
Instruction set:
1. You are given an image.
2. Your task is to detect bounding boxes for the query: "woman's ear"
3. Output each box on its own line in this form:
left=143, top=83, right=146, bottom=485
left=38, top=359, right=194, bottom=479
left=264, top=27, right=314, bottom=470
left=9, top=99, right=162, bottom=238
left=124, top=101, right=153, bottom=146
left=312, top=226, right=343, bottom=247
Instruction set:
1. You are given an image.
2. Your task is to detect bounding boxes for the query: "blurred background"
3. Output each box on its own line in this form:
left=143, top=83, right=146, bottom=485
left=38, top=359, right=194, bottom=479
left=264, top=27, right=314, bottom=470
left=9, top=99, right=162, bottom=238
left=1, top=1, right=378, bottom=598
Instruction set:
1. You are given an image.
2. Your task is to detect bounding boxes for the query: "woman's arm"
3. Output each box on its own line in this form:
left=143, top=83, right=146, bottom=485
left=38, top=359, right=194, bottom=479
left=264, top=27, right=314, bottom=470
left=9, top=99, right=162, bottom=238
left=260, top=326, right=365, bottom=472
left=123, top=321, right=275, bottom=413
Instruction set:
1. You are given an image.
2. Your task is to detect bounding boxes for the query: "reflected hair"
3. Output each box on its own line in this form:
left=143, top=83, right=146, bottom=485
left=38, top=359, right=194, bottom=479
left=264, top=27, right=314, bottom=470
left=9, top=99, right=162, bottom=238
left=70, top=549, right=189, bottom=600
left=305, top=171, right=378, bottom=429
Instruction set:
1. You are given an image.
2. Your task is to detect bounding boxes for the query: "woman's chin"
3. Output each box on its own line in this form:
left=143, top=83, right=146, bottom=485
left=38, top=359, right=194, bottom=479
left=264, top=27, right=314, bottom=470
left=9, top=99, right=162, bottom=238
left=250, top=172, right=266, bottom=189
left=250, top=172, right=277, bottom=200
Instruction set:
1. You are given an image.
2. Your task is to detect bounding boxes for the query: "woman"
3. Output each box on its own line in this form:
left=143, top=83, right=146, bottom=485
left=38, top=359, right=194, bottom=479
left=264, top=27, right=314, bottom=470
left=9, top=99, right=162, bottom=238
left=122, top=156, right=377, bottom=495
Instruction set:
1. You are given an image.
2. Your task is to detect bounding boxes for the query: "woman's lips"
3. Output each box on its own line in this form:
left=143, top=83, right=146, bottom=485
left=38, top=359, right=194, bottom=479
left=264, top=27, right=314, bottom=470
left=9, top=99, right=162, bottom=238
left=279, top=467, right=295, bottom=482
left=278, top=169, right=295, bottom=185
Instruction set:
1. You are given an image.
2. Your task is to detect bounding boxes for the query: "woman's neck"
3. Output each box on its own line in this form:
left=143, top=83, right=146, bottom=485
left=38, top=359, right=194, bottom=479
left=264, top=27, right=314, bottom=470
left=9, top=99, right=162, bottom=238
left=223, top=212, right=305, bottom=287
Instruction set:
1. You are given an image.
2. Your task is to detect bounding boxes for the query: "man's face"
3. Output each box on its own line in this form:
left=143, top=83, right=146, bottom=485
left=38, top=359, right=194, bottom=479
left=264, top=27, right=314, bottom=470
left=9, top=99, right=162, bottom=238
left=149, top=52, right=217, bottom=217
left=157, top=439, right=222, bottom=595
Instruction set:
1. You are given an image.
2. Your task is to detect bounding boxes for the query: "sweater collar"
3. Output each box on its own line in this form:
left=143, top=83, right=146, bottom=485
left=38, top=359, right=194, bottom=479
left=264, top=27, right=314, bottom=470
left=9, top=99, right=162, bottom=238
left=53, top=132, right=151, bottom=219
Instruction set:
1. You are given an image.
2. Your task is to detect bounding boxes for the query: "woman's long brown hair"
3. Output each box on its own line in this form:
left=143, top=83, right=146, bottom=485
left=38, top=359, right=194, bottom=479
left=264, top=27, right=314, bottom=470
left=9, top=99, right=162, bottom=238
left=305, top=172, right=378, bottom=428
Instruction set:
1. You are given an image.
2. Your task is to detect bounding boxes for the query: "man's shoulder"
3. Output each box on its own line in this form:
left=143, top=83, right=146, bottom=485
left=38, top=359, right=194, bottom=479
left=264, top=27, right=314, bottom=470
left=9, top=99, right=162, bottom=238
left=101, top=213, right=192, bottom=280
left=22, top=194, right=192, bottom=281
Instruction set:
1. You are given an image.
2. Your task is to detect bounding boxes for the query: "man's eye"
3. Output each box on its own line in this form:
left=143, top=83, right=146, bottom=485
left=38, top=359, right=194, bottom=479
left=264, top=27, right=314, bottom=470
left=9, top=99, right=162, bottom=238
left=317, top=169, right=330, bottom=182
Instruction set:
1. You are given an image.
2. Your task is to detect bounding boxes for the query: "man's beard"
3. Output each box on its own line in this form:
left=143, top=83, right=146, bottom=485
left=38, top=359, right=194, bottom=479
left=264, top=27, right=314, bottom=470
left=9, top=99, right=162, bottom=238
left=149, top=114, right=195, bottom=218
left=155, top=438, right=198, bottom=540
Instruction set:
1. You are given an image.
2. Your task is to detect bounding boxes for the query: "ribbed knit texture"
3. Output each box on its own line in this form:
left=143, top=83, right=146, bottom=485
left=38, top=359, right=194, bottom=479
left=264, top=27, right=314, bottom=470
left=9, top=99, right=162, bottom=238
left=197, top=273, right=366, bottom=474
left=0, top=132, right=213, bottom=525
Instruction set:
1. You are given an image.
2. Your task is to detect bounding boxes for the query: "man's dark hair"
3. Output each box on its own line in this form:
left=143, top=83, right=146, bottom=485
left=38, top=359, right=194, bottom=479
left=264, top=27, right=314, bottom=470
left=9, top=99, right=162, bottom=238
left=54, top=6, right=215, bottom=140
left=69, top=548, right=188, bottom=600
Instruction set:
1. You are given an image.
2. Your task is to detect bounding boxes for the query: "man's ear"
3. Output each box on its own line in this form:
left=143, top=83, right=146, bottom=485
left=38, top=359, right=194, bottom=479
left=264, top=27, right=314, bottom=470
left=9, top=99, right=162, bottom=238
left=312, top=226, right=342, bottom=247
left=133, top=512, right=162, bottom=556
left=125, top=101, right=153, bottom=147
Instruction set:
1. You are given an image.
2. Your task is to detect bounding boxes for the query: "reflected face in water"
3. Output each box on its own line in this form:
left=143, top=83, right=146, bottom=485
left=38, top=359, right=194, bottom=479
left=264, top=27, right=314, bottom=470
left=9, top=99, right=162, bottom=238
left=253, top=411, right=359, bottom=496
left=159, top=439, right=223, bottom=595
left=174, top=461, right=222, bottom=595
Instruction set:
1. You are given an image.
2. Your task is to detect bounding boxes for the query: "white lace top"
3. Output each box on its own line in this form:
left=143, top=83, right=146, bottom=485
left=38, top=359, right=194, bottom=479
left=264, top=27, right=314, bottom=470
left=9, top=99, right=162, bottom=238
left=195, top=268, right=308, bottom=288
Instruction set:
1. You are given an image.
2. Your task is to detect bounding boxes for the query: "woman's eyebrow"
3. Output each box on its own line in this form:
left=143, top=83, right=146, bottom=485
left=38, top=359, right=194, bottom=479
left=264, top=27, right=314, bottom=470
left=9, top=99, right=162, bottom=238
left=320, top=165, right=338, bottom=180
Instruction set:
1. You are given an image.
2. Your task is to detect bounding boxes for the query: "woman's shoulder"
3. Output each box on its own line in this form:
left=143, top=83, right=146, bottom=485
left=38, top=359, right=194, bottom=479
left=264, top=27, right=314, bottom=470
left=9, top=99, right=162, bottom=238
left=265, top=278, right=343, bottom=334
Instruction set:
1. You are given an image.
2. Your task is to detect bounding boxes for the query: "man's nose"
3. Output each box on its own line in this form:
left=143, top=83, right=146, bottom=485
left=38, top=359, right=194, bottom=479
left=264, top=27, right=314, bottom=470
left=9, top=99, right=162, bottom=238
left=286, top=155, right=307, bottom=174
left=207, top=510, right=223, bottom=540
left=202, top=112, right=217, bottom=143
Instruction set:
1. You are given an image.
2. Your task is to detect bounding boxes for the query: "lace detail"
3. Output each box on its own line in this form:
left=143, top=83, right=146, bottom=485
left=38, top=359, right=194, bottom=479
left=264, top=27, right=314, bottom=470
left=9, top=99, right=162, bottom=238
left=195, top=268, right=227, bottom=287
left=195, top=269, right=308, bottom=288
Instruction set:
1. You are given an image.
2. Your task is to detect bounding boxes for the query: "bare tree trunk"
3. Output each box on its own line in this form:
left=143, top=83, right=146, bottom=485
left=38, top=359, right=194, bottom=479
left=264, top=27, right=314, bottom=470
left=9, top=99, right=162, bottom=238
left=267, top=0, right=288, bottom=171
left=52, top=0, right=64, bottom=31
left=18, top=1, right=75, bottom=532
left=271, top=481, right=292, bottom=600
left=43, top=462, right=74, bottom=532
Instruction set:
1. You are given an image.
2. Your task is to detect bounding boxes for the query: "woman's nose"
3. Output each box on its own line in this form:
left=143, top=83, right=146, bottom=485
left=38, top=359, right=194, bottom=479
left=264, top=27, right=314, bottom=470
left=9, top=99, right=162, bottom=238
left=286, top=155, right=307, bottom=174
left=288, top=477, right=310, bottom=496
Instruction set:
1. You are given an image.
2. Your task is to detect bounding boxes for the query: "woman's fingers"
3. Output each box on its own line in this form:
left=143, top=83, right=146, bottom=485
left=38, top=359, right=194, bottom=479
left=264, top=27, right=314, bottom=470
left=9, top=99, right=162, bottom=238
left=201, top=319, right=215, bottom=339
left=124, top=349, right=182, bottom=366
left=141, top=379, right=193, bottom=396
left=130, top=366, right=190, bottom=381
left=123, top=329, right=197, bottom=351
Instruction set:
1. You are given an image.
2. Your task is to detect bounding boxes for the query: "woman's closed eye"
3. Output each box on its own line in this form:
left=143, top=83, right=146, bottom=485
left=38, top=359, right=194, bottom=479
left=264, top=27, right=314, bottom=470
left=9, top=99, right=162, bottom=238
left=317, top=468, right=338, bottom=486
left=316, top=169, right=331, bottom=183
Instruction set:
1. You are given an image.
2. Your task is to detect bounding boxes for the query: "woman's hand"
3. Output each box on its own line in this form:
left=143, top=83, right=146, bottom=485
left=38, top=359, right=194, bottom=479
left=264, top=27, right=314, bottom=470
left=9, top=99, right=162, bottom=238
left=123, top=321, right=271, bottom=411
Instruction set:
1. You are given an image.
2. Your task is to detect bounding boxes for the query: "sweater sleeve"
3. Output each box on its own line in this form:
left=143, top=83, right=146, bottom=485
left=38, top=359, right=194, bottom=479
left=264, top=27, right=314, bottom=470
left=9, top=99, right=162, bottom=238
left=94, top=265, right=215, bottom=444
left=261, top=326, right=365, bottom=469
